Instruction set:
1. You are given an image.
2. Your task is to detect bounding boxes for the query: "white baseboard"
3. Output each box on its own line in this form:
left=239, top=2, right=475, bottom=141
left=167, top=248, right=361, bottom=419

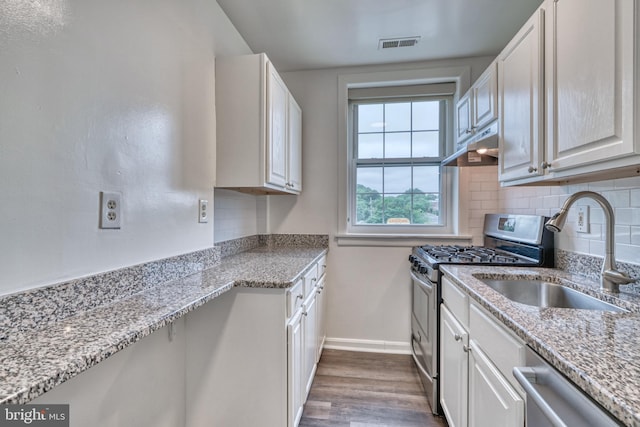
left=323, top=337, right=411, bottom=355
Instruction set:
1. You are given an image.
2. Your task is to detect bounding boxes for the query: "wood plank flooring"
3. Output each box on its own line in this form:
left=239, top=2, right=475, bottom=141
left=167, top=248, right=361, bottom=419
left=299, top=349, right=448, bottom=427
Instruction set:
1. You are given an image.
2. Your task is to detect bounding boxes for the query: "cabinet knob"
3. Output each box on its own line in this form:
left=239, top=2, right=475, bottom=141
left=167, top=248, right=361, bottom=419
left=302, top=311, right=308, bottom=317
left=527, top=165, right=538, bottom=173
left=312, top=278, right=317, bottom=282
left=465, top=128, right=473, bottom=134
left=540, top=161, right=551, bottom=170
left=296, top=294, right=303, bottom=300
left=463, top=345, right=471, bottom=353
left=454, top=334, right=462, bottom=342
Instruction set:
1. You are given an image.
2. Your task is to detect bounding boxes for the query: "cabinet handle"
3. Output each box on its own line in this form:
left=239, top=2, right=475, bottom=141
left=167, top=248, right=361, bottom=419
left=540, top=161, right=551, bottom=170
left=296, top=294, right=304, bottom=300
left=302, top=311, right=308, bottom=317
left=311, top=278, right=317, bottom=282
left=463, top=344, right=471, bottom=353
left=316, top=286, right=324, bottom=294
left=465, top=128, right=473, bottom=134
left=527, top=165, right=538, bottom=173
left=454, top=334, right=461, bottom=342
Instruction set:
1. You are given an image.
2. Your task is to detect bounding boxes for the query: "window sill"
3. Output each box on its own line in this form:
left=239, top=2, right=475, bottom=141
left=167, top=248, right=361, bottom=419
left=335, top=233, right=473, bottom=247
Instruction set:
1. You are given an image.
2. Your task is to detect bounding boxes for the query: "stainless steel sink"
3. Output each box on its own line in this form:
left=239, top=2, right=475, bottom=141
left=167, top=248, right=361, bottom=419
left=480, top=279, right=626, bottom=312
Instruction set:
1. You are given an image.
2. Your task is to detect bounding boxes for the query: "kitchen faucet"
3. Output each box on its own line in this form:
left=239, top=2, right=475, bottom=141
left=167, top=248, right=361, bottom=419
left=545, top=191, right=636, bottom=293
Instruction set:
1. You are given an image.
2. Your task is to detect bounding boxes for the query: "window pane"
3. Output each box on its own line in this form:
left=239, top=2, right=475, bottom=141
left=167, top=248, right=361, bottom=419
left=413, top=166, right=440, bottom=193
left=385, top=132, right=411, bottom=158
left=383, top=194, right=411, bottom=224
left=412, top=131, right=440, bottom=157
left=356, top=192, right=383, bottom=224
left=384, top=103, right=411, bottom=132
left=412, top=193, right=440, bottom=224
left=358, top=104, right=384, bottom=133
left=384, top=166, right=411, bottom=193
left=357, top=167, right=383, bottom=193
left=412, top=101, right=440, bottom=131
left=358, top=133, right=383, bottom=159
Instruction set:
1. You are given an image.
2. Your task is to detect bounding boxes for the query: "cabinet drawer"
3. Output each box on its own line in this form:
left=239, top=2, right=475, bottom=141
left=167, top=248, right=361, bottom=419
left=287, top=279, right=305, bottom=318
left=303, top=266, right=318, bottom=297
left=442, top=276, right=469, bottom=328
left=316, top=255, right=327, bottom=279
left=469, top=302, right=525, bottom=395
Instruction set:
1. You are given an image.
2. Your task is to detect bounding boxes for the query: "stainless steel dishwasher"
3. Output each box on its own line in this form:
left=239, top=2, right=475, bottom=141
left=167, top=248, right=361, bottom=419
left=513, top=347, right=622, bottom=427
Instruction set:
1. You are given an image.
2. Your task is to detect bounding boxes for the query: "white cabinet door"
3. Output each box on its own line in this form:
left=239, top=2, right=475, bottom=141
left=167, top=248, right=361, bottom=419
left=315, top=276, right=326, bottom=362
left=303, top=292, right=318, bottom=397
left=468, top=341, right=524, bottom=427
left=456, top=91, right=473, bottom=144
left=288, top=94, right=302, bottom=193
left=440, top=305, right=469, bottom=427
left=472, top=62, right=498, bottom=131
left=545, top=0, right=636, bottom=171
left=498, top=8, right=545, bottom=183
left=267, top=63, right=289, bottom=188
left=288, top=310, right=304, bottom=427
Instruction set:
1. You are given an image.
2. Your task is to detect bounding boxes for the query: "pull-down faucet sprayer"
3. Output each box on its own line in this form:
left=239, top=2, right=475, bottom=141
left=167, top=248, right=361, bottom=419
left=545, top=191, right=636, bottom=293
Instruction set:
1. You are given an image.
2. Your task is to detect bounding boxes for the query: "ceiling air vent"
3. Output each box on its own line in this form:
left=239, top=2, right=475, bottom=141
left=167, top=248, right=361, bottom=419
left=378, top=36, right=421, bottom=50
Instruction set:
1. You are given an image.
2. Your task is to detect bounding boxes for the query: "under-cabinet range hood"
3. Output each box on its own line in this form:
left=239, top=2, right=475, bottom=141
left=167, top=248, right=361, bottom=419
left=442, top=121, right=499, bottom=167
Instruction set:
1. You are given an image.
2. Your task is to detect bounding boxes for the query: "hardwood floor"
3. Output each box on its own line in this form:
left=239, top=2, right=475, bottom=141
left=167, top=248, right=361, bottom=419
left=299, top=349, right=448, bottom=427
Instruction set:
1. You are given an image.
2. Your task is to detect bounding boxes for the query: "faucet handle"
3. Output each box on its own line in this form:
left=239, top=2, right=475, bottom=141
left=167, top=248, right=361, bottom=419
left=603, top=270, right=637, bottom=285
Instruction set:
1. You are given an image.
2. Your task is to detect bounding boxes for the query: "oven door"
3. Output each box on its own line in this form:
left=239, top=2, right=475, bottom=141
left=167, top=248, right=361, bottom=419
left=411, top=271, right=438, bottom=414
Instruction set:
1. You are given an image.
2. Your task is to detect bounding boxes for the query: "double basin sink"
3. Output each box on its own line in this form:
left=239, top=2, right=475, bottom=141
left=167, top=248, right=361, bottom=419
left=479, top=278, right=626, bottom=312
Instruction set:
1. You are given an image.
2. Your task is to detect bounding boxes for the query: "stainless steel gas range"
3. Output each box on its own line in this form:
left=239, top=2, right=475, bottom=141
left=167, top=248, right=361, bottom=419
left=409, top=213, right=554, bottom=415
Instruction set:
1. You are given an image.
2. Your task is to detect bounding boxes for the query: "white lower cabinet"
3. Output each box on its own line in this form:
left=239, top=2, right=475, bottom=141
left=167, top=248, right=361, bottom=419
left=186, top=256, right=327, bottom=427
left=440, top=276, right=525, bottom=427
left=468, top=340, right=524, bottom=427
left=288, top=309, right=305, bottom=427
left=440, top=305, right=469, bottom=427
left=302, top=288, right=318, bottom=396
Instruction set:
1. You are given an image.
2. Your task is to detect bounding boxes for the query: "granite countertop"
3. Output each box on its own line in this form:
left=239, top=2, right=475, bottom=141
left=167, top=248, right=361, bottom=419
left=0, top=246, right=327, bottom=405
left=440, top=265, right=640, bottom=427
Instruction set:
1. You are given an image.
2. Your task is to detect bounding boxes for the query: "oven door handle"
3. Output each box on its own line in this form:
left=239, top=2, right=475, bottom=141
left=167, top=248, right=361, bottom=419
left=411, top=271, right=434, bottom=293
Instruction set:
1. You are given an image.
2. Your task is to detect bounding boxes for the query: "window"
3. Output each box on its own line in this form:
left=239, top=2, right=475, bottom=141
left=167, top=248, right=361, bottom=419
left=337, top=66, right=469, bottom=243
left=351, top=98, right=448, bottom=227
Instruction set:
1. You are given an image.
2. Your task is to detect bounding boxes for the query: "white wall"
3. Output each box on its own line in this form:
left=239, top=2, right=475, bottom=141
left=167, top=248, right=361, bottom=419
left=499, top=177, right=640, bottom=263
left=266, top=57, right=496, bottom=348
left=213, top=189, right=267, bottom=243
left=0, top=0, right=251, bottom=295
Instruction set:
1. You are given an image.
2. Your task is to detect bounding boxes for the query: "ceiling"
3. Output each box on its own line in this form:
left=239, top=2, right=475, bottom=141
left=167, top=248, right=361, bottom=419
left=216, top=0, right=543, bottom=72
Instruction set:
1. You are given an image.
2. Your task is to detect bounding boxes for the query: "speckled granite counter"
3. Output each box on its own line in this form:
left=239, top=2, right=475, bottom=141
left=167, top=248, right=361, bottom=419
left=440, top=265, right=640, bottom=427
left=0, top=245, right=327, bottom=405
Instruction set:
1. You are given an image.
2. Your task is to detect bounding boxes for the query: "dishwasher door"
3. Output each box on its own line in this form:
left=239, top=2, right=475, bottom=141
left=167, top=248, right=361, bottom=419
left=513, top=348, right=621, bottom=427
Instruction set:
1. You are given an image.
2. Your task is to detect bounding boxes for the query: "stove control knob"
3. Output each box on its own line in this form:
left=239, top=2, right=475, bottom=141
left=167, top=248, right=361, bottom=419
left=413, top=260, right=421, bottom=268
left=408, top=255, right=416, bottom=263
left=419, top=265, right=428, bottom=274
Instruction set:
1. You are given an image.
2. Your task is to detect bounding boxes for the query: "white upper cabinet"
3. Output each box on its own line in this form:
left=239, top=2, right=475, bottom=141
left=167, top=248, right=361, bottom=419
left=216, top=53, right=302, bottom=194
left=472, top=62, right=498, bottom=131
left=499, top=0, right=640, bottom=185
left=456, top=62, right=498, bottom=146
left=287, top=95, right=303, bottom=193
left=456, top=91, right=473, bottom=145
left=498, top=8, right=545, bottom=183
left=545, top=0, right=637, bottom=174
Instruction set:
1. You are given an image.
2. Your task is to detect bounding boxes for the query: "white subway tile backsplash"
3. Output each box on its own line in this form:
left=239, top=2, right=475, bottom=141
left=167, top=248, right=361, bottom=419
left=615, top=225, right=631, bottom=244
left=631, top=226, right=640, bottom=245
left=589, top=240, right=605, bottom=257
left=604, top=190, right=630, bottom=208
left=497, top=176, right=640, bottom=264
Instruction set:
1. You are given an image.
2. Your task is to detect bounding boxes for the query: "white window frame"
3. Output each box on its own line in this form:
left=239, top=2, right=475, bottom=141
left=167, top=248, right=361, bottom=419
left=337, top=67, right=472, bottom=246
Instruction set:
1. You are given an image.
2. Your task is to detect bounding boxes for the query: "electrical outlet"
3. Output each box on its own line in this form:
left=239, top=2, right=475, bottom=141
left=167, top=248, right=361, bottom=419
left=576, top=205, right=589, bottom=233
left=100, top=192, right=122, bottom=229
left=198, top=199, right=209, bottom=223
